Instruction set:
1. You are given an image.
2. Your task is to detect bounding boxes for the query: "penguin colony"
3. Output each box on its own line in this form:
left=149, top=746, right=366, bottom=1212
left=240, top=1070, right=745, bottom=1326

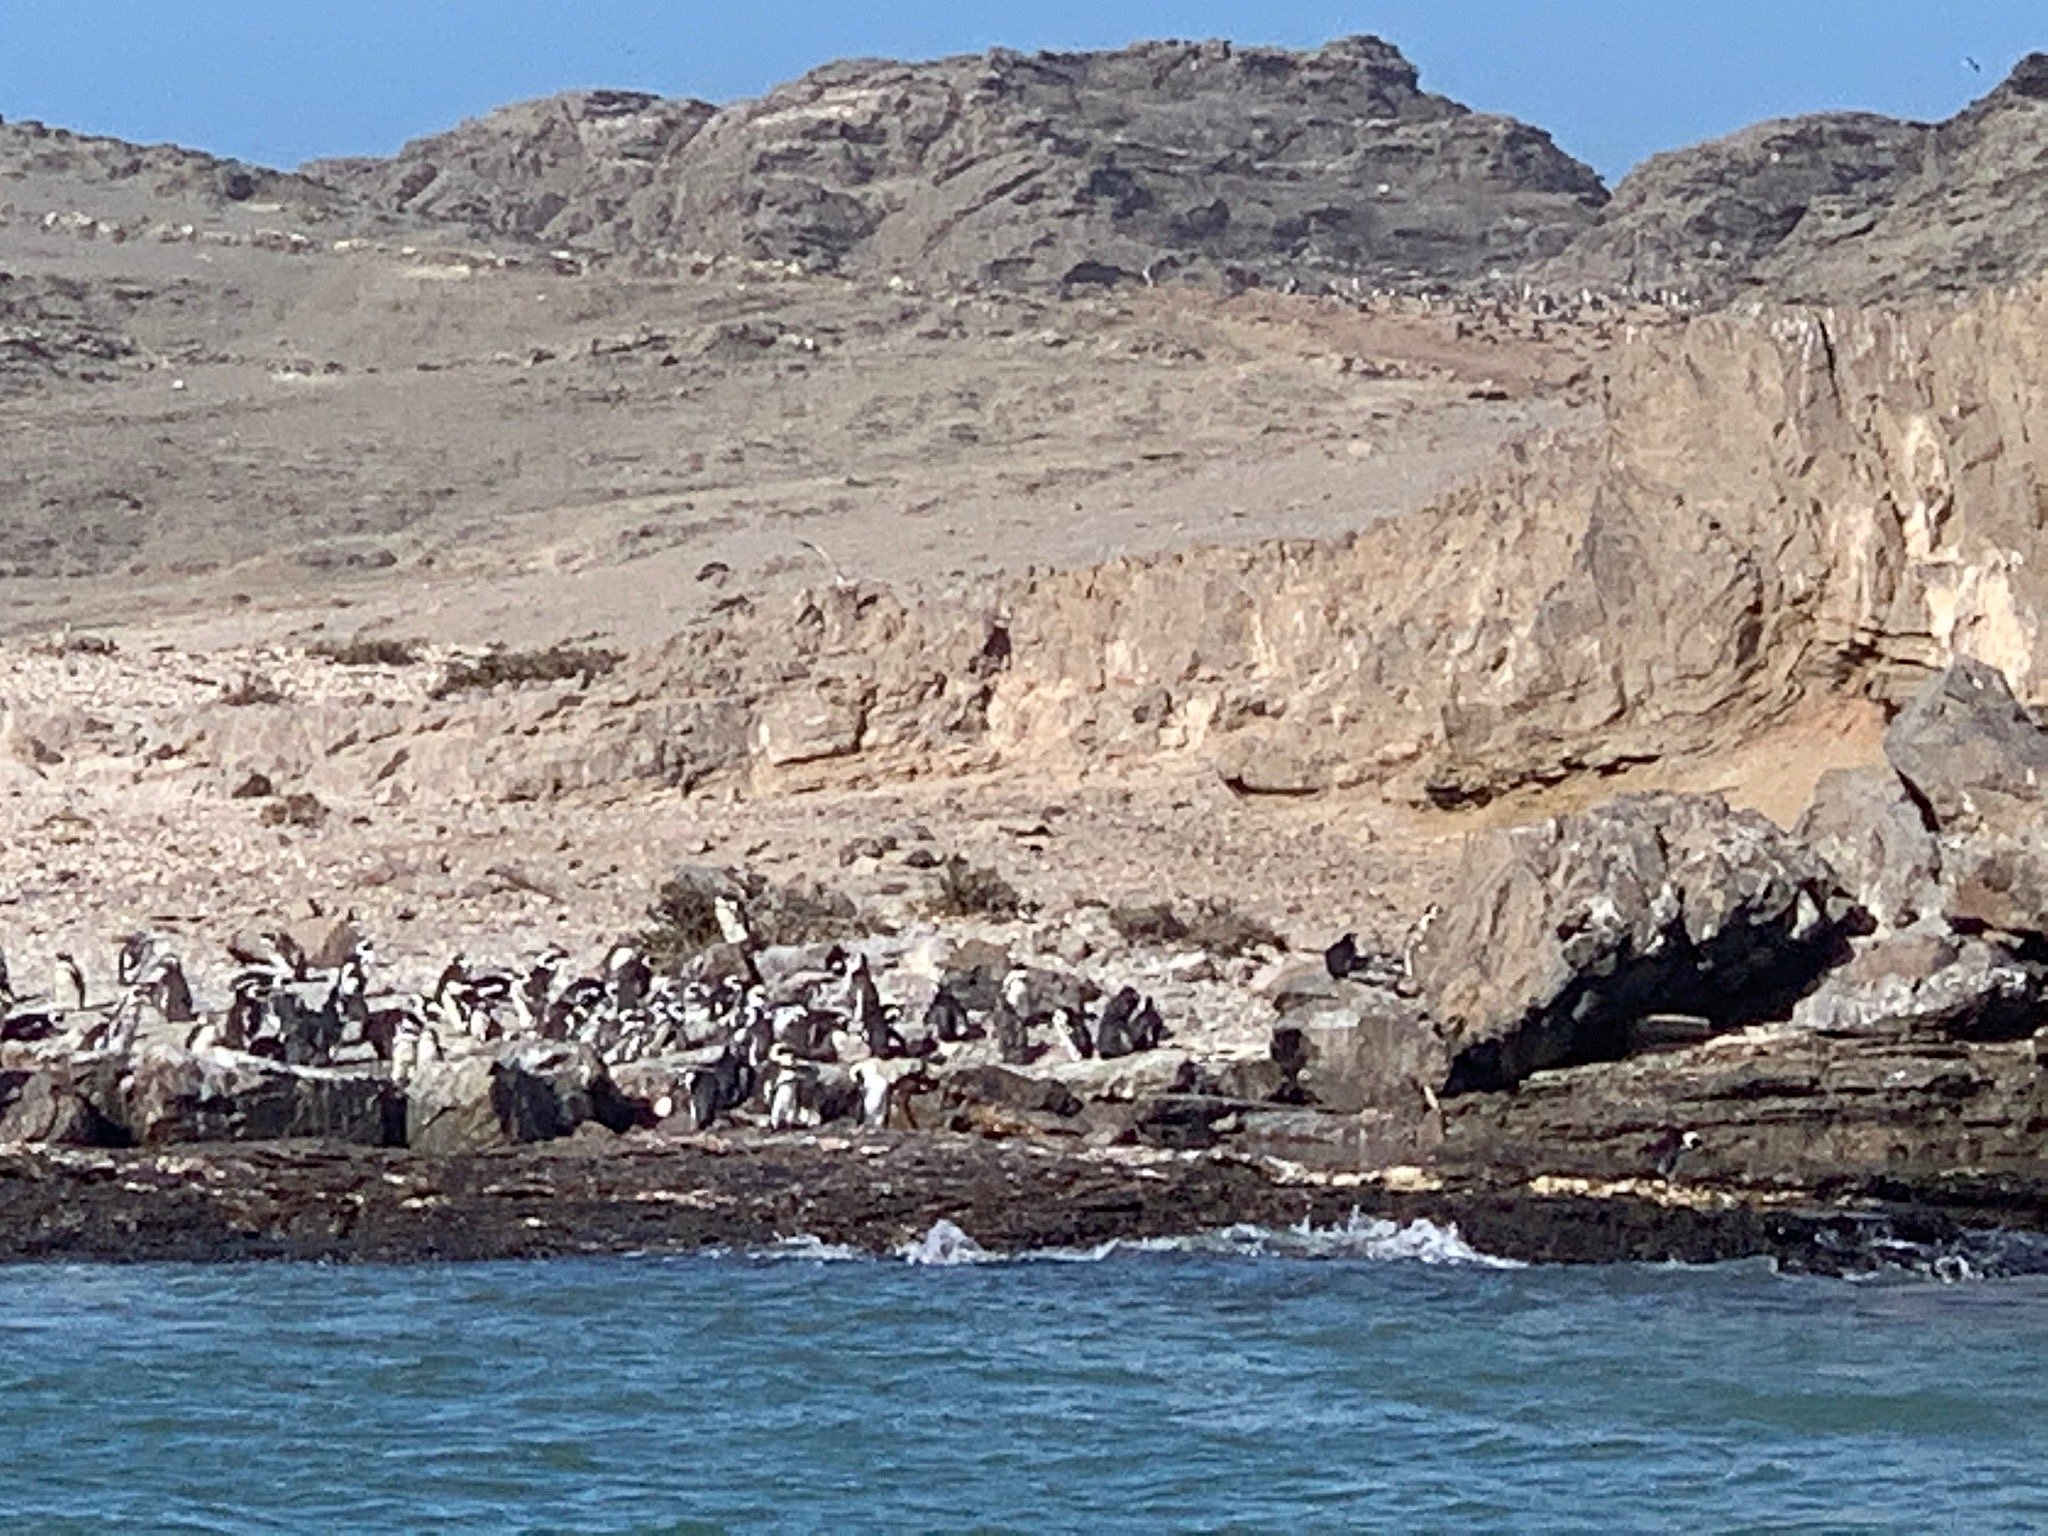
left=0, top=912, right=1181, bottom=1136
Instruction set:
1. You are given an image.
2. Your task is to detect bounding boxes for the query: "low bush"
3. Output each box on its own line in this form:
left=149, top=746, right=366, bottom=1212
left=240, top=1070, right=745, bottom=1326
left=430, top=644, right=621, bottom=698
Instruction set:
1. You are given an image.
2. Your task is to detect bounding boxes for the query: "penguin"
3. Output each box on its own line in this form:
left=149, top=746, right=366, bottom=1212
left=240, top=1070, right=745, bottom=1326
left=517, top=947, right=568, bottom=1036
left=1132, top=997, right=1167, bottom=1051
left=117, top=931, right=161, bottom=987
left=1095, top=986, right=1141, bottom=1059
left=53, top=952, right=86, bottom=1013
left=713, top=894, right=757, bottom=950
left=683, top=1063, right=725, bottom=1131
left=1324, top=933, right=1363, bottom=981
left=848, top=956, right=895, bottom=1057
left=923, top=985, right=973, bottom=1044
left=1651, top=1129, right=1704, bottom=1183
left=765, top=1049, right=817, bottom=1131
left=147, top=954, right=196, bottom=1024
left=604, top=942, right=652, bottom=1013
left=1052, top=1005, right=1094, bottom=1061
left=991, top=996, right=1031, bottom=1066
left=852, top=1057, right=897, bottom=1129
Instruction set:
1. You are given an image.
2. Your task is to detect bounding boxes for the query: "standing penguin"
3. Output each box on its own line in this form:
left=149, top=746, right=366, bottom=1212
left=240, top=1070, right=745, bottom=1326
left=923, top=985, right=973, bottom=1044
left=1095, top=986, right=1141, bottom=1059
left=53, top=953, right=86, bottom=1013
left=991, top=996, right=1031, bottom=1066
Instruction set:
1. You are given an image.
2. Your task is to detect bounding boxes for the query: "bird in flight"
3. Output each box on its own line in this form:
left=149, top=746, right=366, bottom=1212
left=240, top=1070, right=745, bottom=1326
left=1965, top=56, right=1983, bottom=73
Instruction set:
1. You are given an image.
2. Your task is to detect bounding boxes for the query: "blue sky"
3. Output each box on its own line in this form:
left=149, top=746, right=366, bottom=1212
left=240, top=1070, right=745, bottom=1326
left=1, top=2, right=2039, bottom=179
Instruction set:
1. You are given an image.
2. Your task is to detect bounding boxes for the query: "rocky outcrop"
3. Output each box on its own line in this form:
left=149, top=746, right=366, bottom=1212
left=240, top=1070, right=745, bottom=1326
left=1550, top=56, right=2048, bottom=304
left=121, top=1047, right=401, bottom=1146
left=0, top=1065, right=119, bottom=1145
left=1885, top=658, right=2048, bottom=839
left=1790, top=924, right=2046, bottom=1042
left=310, top=37, right=1606, bottom=290
left=404, top=1043, right=630, bottom=1154
left=1411, top=795, right=1855, bottom=1095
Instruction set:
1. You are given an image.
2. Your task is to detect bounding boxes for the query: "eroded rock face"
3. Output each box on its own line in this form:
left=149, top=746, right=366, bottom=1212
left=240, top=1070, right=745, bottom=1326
left=1272, top=981, right=1443, bottom=1116
left=310, top=37, right=1605, bottom=290
left=1550, top=55, right=2048, bottom=304
left=0, top=1066, right=118, bottom=1145
left=1442, top=1012, right=2048, bottom=1194
left=1411, top=794, right=1855, bottom=1094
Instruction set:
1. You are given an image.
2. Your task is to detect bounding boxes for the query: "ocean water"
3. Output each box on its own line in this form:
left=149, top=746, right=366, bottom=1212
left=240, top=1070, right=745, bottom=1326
left=3, top=1219, right=2045, bottom=1534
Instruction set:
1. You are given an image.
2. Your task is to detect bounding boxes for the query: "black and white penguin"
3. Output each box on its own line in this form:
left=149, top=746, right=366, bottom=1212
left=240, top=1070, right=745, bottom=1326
left=990, top=996, right=1031, bottom=1066
left=604, top=942, right=652, bottom=1013
left=848, top=956, right=895, bottom=1057
left=1095, top=986, right=1141, bottom=1059
left=923, top=984, right=973, bottom=1044
left=53, top=952, right=86, bottom=1013
left=1052, top=1005, right=1095, bottom=1062
left=1132, top=997, right=1167, bottom=1051
left=117, top=931, right=160, bottom=988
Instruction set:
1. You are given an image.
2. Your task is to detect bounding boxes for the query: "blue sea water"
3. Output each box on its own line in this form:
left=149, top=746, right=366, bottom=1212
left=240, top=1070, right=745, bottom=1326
left=1, top=1219, right=2045, bottom=1534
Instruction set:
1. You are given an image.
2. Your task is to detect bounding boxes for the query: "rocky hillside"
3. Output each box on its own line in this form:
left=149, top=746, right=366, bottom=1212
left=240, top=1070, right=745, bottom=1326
left=307, top=37, right=1608, bottom=289
left=1553, top=54, right=2048, bottom=301
left=64, top=273, right=2045, bottom=827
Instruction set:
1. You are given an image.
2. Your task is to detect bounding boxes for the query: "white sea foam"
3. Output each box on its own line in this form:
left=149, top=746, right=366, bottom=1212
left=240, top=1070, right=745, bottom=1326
left=884, top=1209, right=1520, bottom=1269
left=759, top=1234, right=863, bottom=1263
left=897, top=1219, right=995, bottom=1266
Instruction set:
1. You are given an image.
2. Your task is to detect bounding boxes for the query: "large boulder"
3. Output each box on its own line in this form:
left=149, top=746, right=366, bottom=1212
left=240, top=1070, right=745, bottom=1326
left=122, top=1047, right=401, bottom=1146
left=405, top=1043, right=630, bottom=1154
left=0, top=1066, right=120, bottom=1145
left=1271, top=982, right=1444, bottom=1116
left=1791, top=923, right=2047, bottom=1042
left=1411, top=794, right=1857, bottom=1095
left=1795, top=766, right=1943, bottom=930
left=1881, top=662, right=2048, bottom=943
left=1885, top=659, right=2048, bottom=837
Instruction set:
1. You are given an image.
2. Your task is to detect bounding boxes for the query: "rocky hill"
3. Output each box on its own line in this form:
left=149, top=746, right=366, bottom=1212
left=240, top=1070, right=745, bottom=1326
left=307, top=37, right=1609, bottom=289
left=1551, top=54, right=2048, bottom=302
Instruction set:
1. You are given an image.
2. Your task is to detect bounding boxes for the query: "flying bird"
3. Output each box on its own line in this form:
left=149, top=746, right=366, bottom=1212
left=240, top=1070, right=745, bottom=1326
left=1965, top=56, right=1983, bottom=73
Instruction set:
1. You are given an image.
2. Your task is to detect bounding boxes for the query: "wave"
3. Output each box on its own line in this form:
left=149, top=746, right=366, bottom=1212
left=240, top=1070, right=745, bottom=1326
left=889, top=1209, right=1520, bottom=1269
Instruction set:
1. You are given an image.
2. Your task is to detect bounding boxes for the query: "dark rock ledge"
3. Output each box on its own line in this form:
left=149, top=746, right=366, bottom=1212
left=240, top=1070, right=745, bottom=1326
left=3, top=1132, right=2045, bottom=1278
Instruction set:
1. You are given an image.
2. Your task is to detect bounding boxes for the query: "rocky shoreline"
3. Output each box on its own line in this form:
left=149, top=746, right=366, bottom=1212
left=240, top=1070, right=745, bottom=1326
left=6, top=1133, right=2048, bottom=1277
left=7, top=659, right=2048, bottom=1279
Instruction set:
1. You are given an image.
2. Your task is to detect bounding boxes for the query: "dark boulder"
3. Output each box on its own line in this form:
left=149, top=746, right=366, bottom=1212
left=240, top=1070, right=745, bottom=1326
left=1791, top=924, right=2048, bottom=1043
left=0, top=1066, right=121, bottom=1146
left=1795, top=765, right=1943, bottom=930
left=123, top=1048, right=401, bottom=1146
left=405, top=1043, right=630, bottom=1154
left=1411, top=793, right=1857, bottom=1095
left=1885, top=659, right=2048, bottom=837
left=1272, top=982, right=1443, bottom=1116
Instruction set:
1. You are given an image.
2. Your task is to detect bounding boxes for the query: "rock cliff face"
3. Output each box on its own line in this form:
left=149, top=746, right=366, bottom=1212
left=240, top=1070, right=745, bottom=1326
left=119, top=277, right=2048, bottom=813
left=309, top=37, right=1607, bottom=288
